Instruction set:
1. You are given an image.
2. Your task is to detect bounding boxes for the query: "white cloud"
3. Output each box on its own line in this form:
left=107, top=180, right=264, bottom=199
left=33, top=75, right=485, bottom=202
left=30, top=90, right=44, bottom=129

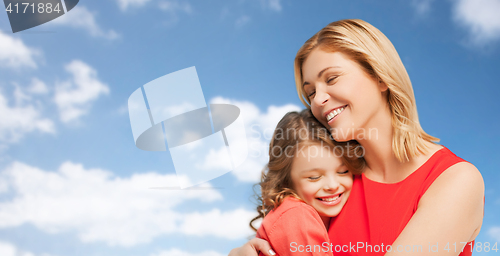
left=0, top=31, right=40, bottom=69
left=210, top=97, right=301, bottom=183
left=0, top=242, right=17, bottom=256
left=27, top=78, right=49, bottom=95
left=158, top=0, right=192, bottom=14
left=0, top=161, right=259, bottom=246
left=261, top=0, right=282, bottom=12
left=411, top=0, right=433, bottom=16
left=235, top=15, right=251, bottom=28
left=117, top=0, right=152, bottom=11
left=0, top=90, right=55, bottom=143
left=151, top=248, right=225, bottom=256
left=198, top=146, right=233, bottom=171
left=452, top=0, right=500, bottom=46
left=0, top=241, right=35, bottom=256
left=13, top=83, right=31, bottom=106
left=115, top=0, right=192, bottom=20
left=220, top=7, right=230, bottom=21
left=156, top=102, right=196, bottom=120
left=50, top=6, right=119, bottom=40
left=489, top=226, right=500, bottom=242
left=0, top=240, right=56, bottom=256
left=113, top=0, right=191, bottom=26
left=158, top=0, right=193, bottom=26
left=117, top=104, right=130, bottom=115
left=179, top=208, right=255, bottom=239
left=54, top=60, right=110, bottom=123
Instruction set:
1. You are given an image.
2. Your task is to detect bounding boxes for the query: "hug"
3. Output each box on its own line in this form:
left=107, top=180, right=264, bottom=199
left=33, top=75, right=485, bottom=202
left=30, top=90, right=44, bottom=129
left=230, top=19, right=484, bottom=256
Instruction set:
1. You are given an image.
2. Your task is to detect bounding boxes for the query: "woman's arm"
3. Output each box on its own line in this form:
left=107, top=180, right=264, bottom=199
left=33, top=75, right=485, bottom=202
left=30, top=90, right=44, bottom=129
left=228, top=238, right=275, bottom=256
left=386, top=162, right=484, bottom=256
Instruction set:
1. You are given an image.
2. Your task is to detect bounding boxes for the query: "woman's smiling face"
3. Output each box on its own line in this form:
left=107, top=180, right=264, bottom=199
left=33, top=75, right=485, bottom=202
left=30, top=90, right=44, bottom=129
left=301, top=48, right=388, bottom=142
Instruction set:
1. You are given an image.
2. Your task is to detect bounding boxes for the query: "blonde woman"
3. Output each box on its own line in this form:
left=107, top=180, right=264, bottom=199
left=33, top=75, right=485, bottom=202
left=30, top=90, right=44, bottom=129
left=230, top=19, right=484, bottom=256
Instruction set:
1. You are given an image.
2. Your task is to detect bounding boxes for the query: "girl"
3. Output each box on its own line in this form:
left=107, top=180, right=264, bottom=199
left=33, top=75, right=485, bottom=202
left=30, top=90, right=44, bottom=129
left=250, top=109, right=363, bottom=256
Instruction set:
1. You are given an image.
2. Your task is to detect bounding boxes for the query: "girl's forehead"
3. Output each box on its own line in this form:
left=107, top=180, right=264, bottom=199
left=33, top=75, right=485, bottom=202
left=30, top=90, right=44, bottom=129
left=291, top=144, right=344, bottom=172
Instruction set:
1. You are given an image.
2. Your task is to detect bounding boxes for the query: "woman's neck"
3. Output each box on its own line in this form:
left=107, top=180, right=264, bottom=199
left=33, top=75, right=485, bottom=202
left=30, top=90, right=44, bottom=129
left=358, top=129, right=405, bottom=183
left=356, top=108, right=441, bottom=183
left=356, top=106, right=411, bottom=183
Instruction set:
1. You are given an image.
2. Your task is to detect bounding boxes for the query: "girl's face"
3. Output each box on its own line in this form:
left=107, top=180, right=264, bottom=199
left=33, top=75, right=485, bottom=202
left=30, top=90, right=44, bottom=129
left=290, top=143, right=353, bottom=220
left=301, top=48, right=388, bottom=142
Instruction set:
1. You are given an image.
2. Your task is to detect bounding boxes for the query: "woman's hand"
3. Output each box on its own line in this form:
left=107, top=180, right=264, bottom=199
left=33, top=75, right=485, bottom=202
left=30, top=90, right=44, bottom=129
left=228, top=238, right=275, bottom=256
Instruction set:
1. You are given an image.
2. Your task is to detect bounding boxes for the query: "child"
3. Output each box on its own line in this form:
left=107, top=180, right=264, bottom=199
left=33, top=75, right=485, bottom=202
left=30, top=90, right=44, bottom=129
left=250, top=109, right=363, bottom=256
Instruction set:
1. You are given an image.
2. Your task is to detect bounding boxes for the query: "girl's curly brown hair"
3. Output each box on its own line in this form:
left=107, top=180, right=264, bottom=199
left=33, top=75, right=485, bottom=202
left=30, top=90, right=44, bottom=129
left=249, top=109, right=364, bottom=231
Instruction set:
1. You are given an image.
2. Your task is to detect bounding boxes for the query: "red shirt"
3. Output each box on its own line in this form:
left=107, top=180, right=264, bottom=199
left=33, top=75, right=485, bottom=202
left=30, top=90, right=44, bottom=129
left=256, top=196, right=333, bottom=256
left=328, top=147, right=476, bottom=255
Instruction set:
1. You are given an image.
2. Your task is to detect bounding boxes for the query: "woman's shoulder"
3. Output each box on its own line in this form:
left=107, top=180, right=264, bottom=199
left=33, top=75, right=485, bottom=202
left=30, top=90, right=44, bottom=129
left=415, top=145, right=467, bottom=178
left=417, top=145, right=482, bottom=193
left=419, top=146, right=484, bottom=213
left=428, top=160, right=483, bottom=192
left=417, top=152, right=484, bottom=240
left=425, top=146, right=481, bottom=182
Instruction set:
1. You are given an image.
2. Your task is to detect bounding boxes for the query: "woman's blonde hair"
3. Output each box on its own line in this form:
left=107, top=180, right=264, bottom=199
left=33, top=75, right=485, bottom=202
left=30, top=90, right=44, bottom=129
left=294, top=19, right=439, bottom=162
left=249, top=109, right=363, bottom=232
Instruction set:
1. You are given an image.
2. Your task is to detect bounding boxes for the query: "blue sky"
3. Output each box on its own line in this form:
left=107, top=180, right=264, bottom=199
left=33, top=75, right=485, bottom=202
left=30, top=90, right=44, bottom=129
left=0, top=0, right=499, bottom=255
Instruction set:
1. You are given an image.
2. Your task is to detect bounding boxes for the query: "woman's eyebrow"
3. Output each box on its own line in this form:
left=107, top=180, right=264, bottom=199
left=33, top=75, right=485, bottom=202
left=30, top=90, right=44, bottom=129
left=302, top=66, right=342, bottom=87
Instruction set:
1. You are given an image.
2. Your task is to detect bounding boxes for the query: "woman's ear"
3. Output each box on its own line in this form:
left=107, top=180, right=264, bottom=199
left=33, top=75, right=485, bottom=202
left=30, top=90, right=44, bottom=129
left=378, top=79, right=389, bottom=92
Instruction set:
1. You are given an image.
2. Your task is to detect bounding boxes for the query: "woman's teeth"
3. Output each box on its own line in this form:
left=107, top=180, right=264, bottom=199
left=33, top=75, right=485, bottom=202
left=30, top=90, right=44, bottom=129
left=327, top=107, right=345, bottom=122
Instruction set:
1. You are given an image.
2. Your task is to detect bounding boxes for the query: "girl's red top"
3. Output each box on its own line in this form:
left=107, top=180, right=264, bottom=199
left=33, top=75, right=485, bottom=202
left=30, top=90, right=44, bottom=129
left=256, top=196, right=333, bottom=256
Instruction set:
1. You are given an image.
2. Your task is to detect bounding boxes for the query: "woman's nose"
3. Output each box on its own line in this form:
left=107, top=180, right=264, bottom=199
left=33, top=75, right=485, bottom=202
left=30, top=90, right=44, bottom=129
left=313, top=87, right=329, bottom=106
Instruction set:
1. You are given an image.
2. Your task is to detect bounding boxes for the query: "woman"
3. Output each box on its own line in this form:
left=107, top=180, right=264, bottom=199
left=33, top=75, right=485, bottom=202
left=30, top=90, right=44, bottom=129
left=229, top=19, right=484, bottom=256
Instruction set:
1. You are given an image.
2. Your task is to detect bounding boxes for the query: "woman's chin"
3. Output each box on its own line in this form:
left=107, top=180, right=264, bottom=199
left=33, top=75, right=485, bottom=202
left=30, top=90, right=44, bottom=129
left=329, top=128, right=353, bottom=142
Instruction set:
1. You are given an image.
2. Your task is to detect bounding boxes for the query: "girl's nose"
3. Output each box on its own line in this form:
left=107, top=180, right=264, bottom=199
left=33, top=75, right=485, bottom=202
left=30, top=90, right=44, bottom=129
left=323, top=176, right=340, bottom=191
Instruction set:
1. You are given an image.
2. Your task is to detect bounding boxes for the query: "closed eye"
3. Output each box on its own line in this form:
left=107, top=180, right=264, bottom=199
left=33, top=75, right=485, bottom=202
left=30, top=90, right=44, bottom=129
left=327, top=76, right=338, bottom=84
left=308, top=176, right=321, bottom=181
left=338, top=170, right=349, bottom=174
left=307, top=90, right=316, bottom=98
